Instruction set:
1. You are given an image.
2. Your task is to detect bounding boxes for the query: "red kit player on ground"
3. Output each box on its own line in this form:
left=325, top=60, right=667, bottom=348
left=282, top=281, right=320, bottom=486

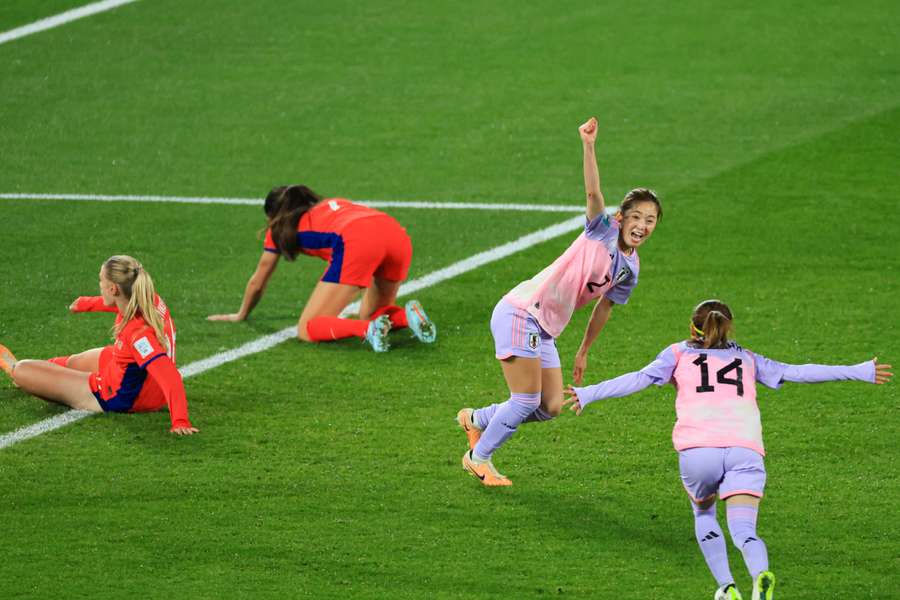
left=207, top=185, right=436, bottom=352
left=0, top=255, right=197, bottom=435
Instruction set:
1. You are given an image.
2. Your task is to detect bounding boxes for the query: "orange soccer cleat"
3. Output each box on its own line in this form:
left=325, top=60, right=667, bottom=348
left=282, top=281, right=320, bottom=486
left=456, top=408, right=482, bottom=450
left=0, top=344, right=17, bottom=378
left=462, top=450, right=512, bottom=487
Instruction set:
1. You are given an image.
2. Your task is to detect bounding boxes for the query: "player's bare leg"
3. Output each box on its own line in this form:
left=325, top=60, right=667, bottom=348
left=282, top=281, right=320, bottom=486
left=66, top=348, right=104, bottom=372
left=11, top=360, right=103, bottom=412
left=296, top=281, right=365, bottom=342
left=359, top=277, right=401, bottom=320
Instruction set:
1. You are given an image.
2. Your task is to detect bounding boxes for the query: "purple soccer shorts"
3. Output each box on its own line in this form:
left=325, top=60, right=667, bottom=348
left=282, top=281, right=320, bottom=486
left=678, top=446, right=767, bottom=502
left=490, top=299, right=561, bottom=369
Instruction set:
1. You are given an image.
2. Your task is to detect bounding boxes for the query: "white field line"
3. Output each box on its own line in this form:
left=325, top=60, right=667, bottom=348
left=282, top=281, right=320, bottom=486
left=0, top=193, right=583, bottom=213
left=0, top=211, right=603, bottom=450
left=0, top=0, right=139, bottom=46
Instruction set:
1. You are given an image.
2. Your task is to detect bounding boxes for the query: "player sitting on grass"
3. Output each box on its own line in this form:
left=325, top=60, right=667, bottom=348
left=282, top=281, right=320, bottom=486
left=208, top=184, right=435, bottom=353
left=563, top=299, right=892, bottom=600
left=456, top=117, right=662, bottom=486
left=0, top=255, right=197, bottom=435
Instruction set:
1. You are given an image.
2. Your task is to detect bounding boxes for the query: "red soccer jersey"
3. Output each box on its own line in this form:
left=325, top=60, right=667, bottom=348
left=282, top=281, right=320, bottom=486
left=75, top=295, right=191, bottom=429
left=263, top=198, right=384, bottom=260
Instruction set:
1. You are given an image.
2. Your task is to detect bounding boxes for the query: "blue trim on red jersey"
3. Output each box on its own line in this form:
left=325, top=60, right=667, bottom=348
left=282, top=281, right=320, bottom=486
left=297, top=231, right=345, bottom=283
left=141, top=353, right=166, bottom=369
left=96, top=363, right=146, bottom=413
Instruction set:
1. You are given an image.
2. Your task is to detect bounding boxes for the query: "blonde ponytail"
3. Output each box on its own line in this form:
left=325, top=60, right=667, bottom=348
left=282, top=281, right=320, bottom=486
left=103, top=256, right=169, bottom=352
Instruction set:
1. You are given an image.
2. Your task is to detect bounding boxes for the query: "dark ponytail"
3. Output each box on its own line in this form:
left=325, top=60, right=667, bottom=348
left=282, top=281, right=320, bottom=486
left=690, top=299, right=734, bottom=349
left=264, top=185, right=322, bottom=260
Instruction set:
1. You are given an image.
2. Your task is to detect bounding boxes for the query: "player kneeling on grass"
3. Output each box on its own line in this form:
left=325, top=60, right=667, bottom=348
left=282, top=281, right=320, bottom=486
left=456, top=117, right=661, bottom=486
left=207, top=184, right=435, bottom=353
left=0, top=255, right=198, bottom=435
left=563, top=299, right=892, bottom=600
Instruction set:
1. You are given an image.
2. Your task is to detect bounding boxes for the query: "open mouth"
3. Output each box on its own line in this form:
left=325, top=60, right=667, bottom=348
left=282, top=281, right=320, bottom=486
left=629, top=230, right=645, bottom=244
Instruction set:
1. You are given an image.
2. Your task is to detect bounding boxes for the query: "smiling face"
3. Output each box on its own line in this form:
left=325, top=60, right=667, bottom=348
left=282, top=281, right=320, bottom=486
left=617, top=200, right=659, bottom=252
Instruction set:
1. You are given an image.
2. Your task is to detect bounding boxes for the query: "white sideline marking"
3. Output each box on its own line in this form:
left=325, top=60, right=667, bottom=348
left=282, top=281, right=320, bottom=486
left=0, top=193, right=583, bottom=213
left=0, top=0, right=138, bottom=46
left=0, top=212, right=602, bottom=450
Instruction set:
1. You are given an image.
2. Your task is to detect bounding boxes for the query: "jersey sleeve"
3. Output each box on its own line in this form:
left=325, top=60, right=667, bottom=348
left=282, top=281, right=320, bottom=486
left=584, top=213, right=618, bottom=242
left=749, top=352, right=875, bottom=388
left=573, top=344, right=677, bottom=408
left=71, top=296, right=118, bottom=313
left=573, top=371, right=657, bottom=409
left=748, top=351, right=789, bottom=389
left=145, top=355, right=193, bottom=430
left=263, top=228, right=278, bottom=253
left=603, top=274, right=638, bottom=305
left=127, top=327, right=167, bottom=368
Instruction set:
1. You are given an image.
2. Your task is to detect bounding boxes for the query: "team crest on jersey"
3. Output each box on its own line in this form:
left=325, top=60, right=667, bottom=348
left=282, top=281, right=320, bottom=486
left=614, top=265, right=632, bottom=284
left=134, top=336, right=154, bottom=359
left=527, top=332, right=539, bottom=351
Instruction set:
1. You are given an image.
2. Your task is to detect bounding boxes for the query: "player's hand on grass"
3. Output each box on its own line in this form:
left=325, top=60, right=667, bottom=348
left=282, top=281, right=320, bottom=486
left=171, top=426, right=200, bottom=435
left=562, top=385, right=584, bottom=416
left=207, top=313, right=244, bottom=322
left=579, top=117, right=598, bottom=145
left=572, top=351, right=588, bottom=385
left=873, top=358, right=893, bottom=384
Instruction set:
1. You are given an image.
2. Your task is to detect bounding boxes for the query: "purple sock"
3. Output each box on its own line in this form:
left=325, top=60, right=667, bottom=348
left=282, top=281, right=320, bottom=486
left=726, top=504, right=768, bottom=578
left=692, top=503, right=734, bottom=587
left=473, top=403, right=500, bottom=430
left=472, top=392, right=541, bottom=459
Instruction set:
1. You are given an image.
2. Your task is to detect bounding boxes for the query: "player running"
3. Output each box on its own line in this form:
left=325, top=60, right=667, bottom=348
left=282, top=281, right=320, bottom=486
left=563, top=299, right=892, bottom=600
left=456, top=117, right=662, bottom=485
left=207, top=185, right=435, bottom=353
left=0, top=255, right=197, bottom=435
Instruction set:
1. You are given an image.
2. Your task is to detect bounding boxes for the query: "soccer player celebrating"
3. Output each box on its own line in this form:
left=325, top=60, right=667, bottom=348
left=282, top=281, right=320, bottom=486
left=563, top=299, right=892, bottom=600
left=456, top=117, right=662, bottom=485
left=0, top=255, right=197, bottom=435
left=207, top=185, right=435, bottom=352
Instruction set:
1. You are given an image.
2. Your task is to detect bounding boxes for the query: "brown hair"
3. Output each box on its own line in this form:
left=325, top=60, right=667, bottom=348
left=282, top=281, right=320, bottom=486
left=690, top=299, right=733, bottom=349
left=103, top=255, right=168, bottom=352
left=620, top=188, right=662, bottom=220
left=264, top=185, right=322, bottom=260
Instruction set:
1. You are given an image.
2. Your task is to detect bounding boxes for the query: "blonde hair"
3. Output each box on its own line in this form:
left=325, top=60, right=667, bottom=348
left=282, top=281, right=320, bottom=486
left=103, top=255, right=168, bottom=352
left=690, top=299, right=734, bottom=349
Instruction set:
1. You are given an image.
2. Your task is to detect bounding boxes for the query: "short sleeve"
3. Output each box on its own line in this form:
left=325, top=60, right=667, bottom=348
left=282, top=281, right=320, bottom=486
left=263, top=228, right=278, bottom=253
left=748, top=350, right=788, bottom=389
left=584, top=213, right=618, bottom=243
left=604, top=275, right=637, bottom=305
left=639, top=344, right=679, bottom=385
left=128, top=328, right=167, bottom=368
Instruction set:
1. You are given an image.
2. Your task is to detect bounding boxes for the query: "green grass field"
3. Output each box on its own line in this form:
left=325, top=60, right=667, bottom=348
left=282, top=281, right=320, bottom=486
left=1, top=1, right=898, bottom=598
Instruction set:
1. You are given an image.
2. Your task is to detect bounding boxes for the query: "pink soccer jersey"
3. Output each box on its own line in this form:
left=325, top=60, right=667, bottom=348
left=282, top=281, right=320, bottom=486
left=572, top=340, right=877, bottom=456
left=504, top=213, right=639, bottom=338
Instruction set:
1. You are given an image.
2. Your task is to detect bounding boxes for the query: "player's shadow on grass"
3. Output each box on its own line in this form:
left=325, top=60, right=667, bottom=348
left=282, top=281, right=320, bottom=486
left=505, top=485, right=684, bottom=555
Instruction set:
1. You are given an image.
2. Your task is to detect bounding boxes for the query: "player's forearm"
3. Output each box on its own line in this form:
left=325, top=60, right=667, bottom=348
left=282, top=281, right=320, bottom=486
left=583, top=142, right=605, bottom=219
left=237, top=277, right=266, bottom=319
left=781, top=360, right=875, bottom=384
left=147, top=357, right=192, bottom=429
left=578, top=299, right=612, bottom=355
left=71, top=296, right=118, bottom=313
left=574, top=371, right=655, bottom=407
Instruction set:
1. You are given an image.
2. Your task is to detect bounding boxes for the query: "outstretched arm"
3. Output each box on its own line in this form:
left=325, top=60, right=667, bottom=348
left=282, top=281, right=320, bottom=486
left=573, top=297, right=615, bottom=384
left=69, top=296, right=118, bottom=313
left=781, top=358, right=892, bottom=385
left=145, top=355, right=198, bottom=435
left=563, top=371, right=657, bottom=415
left=579, top=117, right=606, bottom=221
left=208, top=251, right=279, bottom=322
